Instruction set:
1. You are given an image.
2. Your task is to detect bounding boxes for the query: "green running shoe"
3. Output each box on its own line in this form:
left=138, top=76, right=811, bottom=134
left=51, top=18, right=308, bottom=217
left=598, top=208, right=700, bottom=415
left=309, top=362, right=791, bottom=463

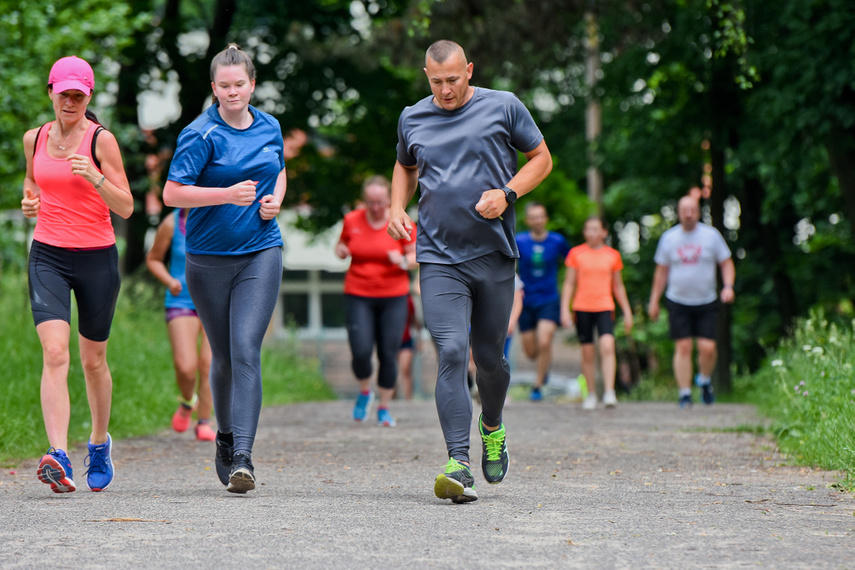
left=479, top=415, right=509, bottom=484
left=434, top=458, right=478, bottom=503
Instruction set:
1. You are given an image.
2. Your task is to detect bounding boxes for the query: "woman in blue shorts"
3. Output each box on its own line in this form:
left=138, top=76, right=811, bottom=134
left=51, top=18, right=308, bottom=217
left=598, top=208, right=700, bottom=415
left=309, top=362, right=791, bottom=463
left=146, top=208, right=215, bottom=441
left=164, top=44, right=287, bottom=494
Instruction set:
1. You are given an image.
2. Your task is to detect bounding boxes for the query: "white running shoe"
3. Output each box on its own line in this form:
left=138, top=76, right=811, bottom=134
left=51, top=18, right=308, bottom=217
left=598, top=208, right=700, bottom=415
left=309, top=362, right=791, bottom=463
left=582, top=393, right=598, bottom=410
left=603, top=390, right=618, bottom=408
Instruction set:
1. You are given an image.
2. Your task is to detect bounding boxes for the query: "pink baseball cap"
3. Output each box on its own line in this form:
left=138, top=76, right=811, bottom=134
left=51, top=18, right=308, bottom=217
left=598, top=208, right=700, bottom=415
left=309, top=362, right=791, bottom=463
left=48, top=56, right=95, bottom=96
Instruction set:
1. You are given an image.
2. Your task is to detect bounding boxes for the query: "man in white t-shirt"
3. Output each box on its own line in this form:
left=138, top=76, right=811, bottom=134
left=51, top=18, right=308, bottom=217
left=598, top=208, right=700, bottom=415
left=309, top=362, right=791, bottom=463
left=648, top=195, right=735, bottom=407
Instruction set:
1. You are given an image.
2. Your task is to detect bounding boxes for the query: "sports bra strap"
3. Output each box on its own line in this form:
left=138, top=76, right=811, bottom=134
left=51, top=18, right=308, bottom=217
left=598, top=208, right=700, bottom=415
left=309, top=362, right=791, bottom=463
left=32, top=122, right=104, bottom=171
left=91, top=126, right=104, bottom=171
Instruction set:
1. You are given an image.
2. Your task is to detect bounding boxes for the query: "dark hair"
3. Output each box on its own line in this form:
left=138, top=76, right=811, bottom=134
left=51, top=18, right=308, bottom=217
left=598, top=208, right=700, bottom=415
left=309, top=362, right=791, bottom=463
left=209, top=44, right=256, bottom=104
left=524, top=201, right=546, bottom=215
left=584, top=215, right=609, bottom=231
left=426, top=40, right=466, bottom=65
left=47, top=84, right=101, bottom=124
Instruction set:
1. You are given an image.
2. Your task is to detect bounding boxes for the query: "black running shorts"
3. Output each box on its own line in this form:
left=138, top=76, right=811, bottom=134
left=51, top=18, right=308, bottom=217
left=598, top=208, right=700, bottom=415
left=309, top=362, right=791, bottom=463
left=28, top=240, right=120, bottom=342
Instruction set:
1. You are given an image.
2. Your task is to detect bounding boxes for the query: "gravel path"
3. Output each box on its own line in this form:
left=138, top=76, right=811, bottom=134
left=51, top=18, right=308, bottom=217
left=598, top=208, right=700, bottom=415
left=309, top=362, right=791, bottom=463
left=1, top=399, right=852, bottom=568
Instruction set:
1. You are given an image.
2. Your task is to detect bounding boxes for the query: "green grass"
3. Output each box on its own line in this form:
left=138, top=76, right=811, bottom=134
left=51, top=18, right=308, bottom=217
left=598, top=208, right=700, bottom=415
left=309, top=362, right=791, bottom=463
left=735, top=310, right=855, bottom=491
left=0, top=271, right=334, bottom=466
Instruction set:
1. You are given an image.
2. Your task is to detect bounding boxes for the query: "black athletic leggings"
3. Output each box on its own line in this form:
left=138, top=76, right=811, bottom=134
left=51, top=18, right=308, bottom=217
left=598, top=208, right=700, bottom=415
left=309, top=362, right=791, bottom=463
left=344, top=294, right=409, bottom=390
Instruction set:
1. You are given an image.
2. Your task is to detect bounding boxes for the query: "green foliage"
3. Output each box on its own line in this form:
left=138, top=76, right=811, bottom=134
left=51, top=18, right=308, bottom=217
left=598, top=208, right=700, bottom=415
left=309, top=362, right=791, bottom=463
left=0, top=271, right=333, bottom=465
left=736, top=310, right=855, bottom=490
left=0, top=0, right=150, bottom=207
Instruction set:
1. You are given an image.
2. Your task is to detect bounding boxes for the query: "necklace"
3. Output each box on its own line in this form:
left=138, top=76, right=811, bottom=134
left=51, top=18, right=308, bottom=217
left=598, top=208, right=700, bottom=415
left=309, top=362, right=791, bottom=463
left=55, top=126, right=78, bottom=151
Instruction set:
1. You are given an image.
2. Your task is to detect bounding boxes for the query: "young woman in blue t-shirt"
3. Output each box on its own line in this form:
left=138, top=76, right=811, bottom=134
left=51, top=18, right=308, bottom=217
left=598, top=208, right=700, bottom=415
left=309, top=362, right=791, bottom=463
left=163, top=44, right=287, bottom=494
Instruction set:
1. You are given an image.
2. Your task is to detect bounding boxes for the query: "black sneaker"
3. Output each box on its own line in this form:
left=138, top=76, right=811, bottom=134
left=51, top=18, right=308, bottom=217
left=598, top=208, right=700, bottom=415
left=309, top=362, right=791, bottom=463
left=434, top=458, right=477, bottom=503
left=696, top=375, right=715, bottom=405
left=479, top=414, right=509, bottom=484
left=215, top=432, right=234, bottom=486
left=227, top=453, right=256, bottom=494
left=679, top=393, right=693, bottom=408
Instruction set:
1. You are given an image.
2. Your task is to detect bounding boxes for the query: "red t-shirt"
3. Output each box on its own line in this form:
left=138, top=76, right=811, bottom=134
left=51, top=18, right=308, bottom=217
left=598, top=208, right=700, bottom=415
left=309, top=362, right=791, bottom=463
left=565, top=243, right=624, bottom=312
left=339, top=209, right=415, bottom=298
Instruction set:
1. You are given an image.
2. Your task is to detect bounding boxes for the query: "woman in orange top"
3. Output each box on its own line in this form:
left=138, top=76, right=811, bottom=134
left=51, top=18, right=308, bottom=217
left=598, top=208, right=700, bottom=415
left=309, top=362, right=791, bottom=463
left=560, top=216, right=633, bottom=410
left=335, top=175, right=416, bottom=426
left=22, top=56, right=133, bottom=494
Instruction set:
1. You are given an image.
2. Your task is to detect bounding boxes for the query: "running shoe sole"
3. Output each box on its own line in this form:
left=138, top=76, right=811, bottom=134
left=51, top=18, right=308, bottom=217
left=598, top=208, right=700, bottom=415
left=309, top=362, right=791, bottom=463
left=434, top=474, right=478, bottom=503
left=227, top=468, right=256, bottom=494
left=37, top=456, right=76, bottom=494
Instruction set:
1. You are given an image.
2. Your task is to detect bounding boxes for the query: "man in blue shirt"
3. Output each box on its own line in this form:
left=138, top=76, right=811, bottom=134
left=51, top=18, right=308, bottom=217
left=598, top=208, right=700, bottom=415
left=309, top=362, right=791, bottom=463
left=516, top=203, right=570, bottom=400
left=388, top=40, right=552, bottom=503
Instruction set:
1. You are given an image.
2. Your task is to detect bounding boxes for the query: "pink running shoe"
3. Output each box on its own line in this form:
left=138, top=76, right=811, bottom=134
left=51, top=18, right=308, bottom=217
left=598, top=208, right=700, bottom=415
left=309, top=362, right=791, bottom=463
left=195, top=422, right=216, bottom=441
left=172, top=404, right=193, bottom=433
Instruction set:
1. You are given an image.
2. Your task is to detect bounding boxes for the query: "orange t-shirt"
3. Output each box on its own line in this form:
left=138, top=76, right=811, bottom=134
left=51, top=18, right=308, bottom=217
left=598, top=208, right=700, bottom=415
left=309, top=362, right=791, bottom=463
left=565, top=243, right=624, bottom=312
left=32, top=121, right=115, bottom=248
left=339, top=209, right=415, bottom=298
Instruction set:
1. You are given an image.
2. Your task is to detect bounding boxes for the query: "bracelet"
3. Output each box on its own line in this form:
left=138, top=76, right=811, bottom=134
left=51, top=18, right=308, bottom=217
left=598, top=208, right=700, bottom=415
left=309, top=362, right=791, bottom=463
left=94, top=175, right=106, bottom=189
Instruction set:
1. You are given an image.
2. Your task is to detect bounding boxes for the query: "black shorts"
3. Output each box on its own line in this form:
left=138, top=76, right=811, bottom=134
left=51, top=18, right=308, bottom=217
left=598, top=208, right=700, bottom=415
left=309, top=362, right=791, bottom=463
left=665, top=298, right=719, bottom=340
left=28, top=240, right=120, bottom=342
left=574, top=310, right=615, bottom=344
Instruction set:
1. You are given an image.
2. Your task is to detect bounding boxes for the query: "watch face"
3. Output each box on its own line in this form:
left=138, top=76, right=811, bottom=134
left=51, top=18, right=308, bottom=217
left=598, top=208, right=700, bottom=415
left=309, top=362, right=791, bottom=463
left=505, top=188, right=517, bottom=203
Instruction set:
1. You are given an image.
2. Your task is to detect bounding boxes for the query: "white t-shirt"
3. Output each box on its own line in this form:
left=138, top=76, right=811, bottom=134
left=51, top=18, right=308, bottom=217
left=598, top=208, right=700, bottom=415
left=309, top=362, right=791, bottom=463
left=654, top=223, right=731, bottom=306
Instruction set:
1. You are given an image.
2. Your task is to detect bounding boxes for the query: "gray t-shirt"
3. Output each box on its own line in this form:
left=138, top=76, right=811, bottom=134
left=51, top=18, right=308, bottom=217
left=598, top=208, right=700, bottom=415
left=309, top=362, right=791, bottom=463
left=654, top=223, right=732, bottom=305
left=396, top=87, right=544, bottom=264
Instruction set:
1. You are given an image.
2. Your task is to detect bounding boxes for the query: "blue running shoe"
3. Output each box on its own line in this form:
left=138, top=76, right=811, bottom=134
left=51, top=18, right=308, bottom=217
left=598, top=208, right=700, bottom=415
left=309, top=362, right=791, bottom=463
left=679, top=394, right=693, bottom=408
left=696, top=374, right=715, bottom=405
left=37, top=448, right=76, bottom=493
left=377, top=407, right=396, bottom=427
left=85, top=434, right=114, bottom=492
left=530, top=387, right=543, bottom=401
left=353, top=392, right=374, bottom=422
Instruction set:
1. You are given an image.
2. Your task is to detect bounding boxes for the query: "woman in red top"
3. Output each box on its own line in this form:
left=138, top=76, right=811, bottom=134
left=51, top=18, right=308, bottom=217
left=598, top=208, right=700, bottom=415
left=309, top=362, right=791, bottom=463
left=21, top=56, right=133, bottom=494
left=335, top=175, right=416, bottom=426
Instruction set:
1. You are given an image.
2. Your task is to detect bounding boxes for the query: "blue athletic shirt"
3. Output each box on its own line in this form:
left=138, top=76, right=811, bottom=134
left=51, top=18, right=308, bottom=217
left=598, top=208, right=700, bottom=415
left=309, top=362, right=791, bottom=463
left=165, top=209, right=194, bottom=310
left=167, top=104, right=285, bottom=255
left=516, top=231, right=570, bottom=306
left=396, top=87, right=544, bottom=264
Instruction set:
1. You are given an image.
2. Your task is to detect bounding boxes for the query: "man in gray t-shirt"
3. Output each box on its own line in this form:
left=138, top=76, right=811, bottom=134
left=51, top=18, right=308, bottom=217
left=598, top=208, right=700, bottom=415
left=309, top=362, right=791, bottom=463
left=388, top=39, right=552, bottom=503
left=648, top=195, right=736, bottom=408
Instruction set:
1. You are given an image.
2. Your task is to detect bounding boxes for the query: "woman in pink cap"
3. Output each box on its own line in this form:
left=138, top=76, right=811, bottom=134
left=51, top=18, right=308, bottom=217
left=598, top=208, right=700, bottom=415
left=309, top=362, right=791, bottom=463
left=21, top=56, right=133, bottom=494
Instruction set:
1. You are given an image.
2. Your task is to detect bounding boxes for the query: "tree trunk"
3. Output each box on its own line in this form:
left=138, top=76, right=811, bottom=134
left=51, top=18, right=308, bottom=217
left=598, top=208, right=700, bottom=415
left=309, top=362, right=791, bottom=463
left=709, top=145, right=732, bottom=393
left=825, top=131, right=855, bottom=240
left=584, top=10, right=603, bottom=212
left=114, top=0, right=158, bottom=275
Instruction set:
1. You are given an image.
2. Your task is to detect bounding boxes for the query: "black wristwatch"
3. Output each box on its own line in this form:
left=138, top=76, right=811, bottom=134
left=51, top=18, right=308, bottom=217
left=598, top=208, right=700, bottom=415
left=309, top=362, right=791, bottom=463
left=502, top=185, right=517, bottom=204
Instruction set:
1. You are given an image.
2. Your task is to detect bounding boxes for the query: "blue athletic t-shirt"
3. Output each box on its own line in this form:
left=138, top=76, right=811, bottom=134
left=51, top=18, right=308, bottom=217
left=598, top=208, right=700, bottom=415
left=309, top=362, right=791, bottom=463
left=516, top=231, right=570, bottom=306
left=396, top=87, right=544, bottom=264
left=167, top=104, right=285, bottom=255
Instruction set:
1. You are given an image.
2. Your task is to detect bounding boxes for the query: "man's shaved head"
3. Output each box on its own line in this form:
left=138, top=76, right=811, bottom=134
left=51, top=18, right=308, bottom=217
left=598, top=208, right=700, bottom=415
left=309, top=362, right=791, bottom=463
left=426, top=40, right=467, bottom=65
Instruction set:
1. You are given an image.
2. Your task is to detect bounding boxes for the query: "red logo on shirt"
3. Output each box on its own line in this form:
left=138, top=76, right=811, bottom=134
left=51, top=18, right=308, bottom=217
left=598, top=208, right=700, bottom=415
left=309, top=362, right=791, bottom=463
left=677, top=244, right=701, bottom=264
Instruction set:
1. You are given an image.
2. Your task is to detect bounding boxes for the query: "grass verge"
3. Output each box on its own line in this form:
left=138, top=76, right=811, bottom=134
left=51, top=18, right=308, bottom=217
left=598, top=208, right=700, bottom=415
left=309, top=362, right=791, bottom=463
left=735, top=310, right=855, bottom=491
left=0, top=271, right=334, bottom=466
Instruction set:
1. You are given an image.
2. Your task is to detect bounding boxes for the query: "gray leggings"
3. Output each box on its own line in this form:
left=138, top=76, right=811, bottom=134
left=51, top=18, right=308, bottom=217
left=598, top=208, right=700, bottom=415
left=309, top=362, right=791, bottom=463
left=420, top=252, right=515, bottom=463
left=344, top=294, right=408, bottom=389
left=185, top=247, right=282, bottom=456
